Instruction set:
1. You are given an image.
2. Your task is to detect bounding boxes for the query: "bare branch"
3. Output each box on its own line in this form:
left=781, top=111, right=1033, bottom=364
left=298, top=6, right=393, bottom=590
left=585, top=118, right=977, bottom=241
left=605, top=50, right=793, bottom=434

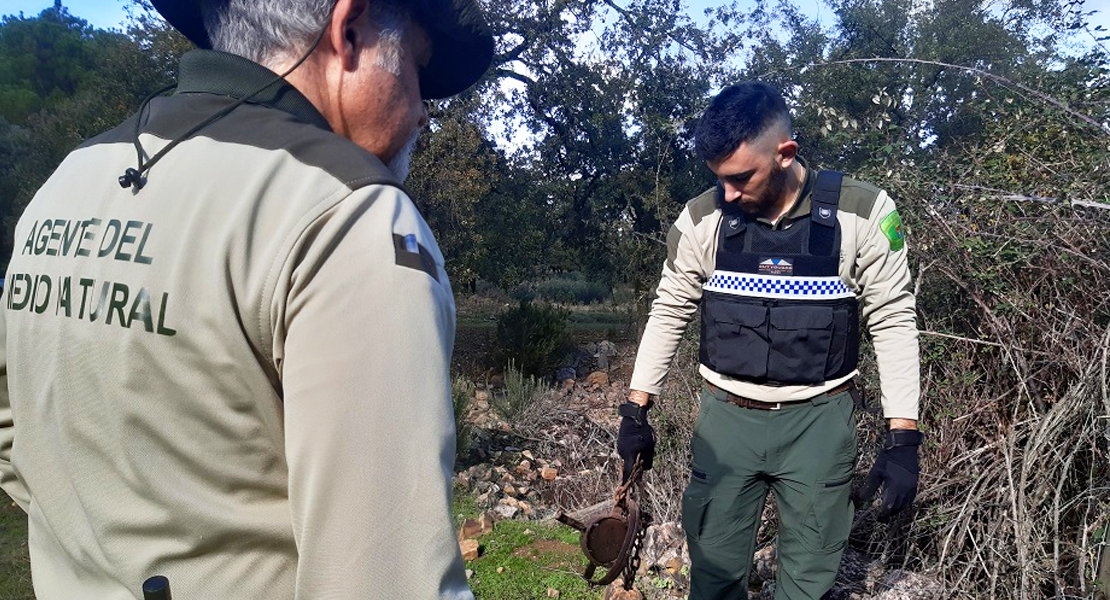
left=803, top=57, right=1110, bottom=136
left=493, top=68, right=537, bottom=86
left=951, top=183, right=1110, bottom=211
left=920, top=330, right=1052, bottom=357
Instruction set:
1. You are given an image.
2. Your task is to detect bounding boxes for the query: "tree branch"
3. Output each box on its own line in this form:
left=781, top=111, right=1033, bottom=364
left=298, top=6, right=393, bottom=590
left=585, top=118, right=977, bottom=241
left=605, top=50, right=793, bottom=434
left=950, top=183, right=1110, bottom=211
left=496, top=39, right=532, bottom=66
left=600, top=0, right=703, bottom=57
left=799, top=57, right=1110, bottom=136
left=493, top=68, right=537, bottom=86
left=920, top=329, right=1052, bottom=357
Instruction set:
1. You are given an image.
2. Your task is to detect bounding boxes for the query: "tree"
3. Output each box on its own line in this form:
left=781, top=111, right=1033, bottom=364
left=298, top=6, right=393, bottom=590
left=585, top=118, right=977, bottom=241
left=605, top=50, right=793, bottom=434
left=0, top=2, right=190, bottom=269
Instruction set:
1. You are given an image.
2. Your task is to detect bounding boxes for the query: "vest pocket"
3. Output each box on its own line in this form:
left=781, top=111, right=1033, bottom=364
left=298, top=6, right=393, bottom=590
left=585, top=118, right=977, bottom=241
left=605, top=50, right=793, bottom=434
left=706, top=301, right=770, bottom=379
left=826, top=305, right=850, bottom=376
left=767, top=305, right=834, bottom=382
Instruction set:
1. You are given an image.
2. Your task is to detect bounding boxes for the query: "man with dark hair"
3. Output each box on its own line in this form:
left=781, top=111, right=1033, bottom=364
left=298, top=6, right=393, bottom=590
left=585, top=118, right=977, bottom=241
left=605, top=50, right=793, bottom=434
left=0, top=0, right=493, bottom=597
left=617, top=81, right=922, bottom=599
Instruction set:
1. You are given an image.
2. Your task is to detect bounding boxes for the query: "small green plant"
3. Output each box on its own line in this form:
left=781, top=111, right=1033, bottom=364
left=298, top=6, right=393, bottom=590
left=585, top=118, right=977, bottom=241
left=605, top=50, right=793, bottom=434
left=494, top=300, right=572, bottom=378
left=452, top=376, right=476, bottom=463
left=491, top=360, right=548, bottom=423
left=652, top=576, right=676, bottom=589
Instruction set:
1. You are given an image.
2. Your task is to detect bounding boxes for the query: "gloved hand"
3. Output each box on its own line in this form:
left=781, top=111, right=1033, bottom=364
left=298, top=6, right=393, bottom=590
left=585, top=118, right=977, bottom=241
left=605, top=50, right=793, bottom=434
left=855, top=429, right=923, bottom=522
left=616, top=401, right=655, bottom=483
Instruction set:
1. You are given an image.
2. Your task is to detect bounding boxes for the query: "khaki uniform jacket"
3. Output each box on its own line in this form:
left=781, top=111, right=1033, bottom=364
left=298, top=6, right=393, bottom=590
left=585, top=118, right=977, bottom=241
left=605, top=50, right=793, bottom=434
left=0, top=51, right=472, bottom=599
left=630, top=159, right=920, bottom=419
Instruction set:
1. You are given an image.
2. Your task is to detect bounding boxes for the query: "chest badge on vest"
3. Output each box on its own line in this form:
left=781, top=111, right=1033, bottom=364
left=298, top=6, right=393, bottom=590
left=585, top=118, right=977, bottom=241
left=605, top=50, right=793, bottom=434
left=758, top=258, right=793, bottom=276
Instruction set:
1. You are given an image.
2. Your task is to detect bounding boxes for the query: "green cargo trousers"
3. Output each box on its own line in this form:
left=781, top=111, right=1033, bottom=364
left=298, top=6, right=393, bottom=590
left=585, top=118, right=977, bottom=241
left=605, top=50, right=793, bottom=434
left=682, top=384, right=857, bottom=600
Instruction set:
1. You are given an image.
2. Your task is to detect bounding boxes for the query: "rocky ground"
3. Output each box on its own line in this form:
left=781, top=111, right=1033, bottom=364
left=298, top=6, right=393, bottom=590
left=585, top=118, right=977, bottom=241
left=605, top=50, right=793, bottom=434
left=452, top=339, right=942, bottom=600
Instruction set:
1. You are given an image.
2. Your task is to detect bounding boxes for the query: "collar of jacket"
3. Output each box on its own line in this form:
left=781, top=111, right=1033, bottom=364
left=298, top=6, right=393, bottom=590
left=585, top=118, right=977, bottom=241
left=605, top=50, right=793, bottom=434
left=173, top=50, right=332, bottom=133
left=754, top=155, right=817, bottom=230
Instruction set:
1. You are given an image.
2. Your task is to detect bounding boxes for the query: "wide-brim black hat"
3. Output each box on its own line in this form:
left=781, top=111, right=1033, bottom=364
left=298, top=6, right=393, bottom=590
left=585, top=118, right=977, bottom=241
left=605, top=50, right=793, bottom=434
left=149, top=0, right=495, bottom=99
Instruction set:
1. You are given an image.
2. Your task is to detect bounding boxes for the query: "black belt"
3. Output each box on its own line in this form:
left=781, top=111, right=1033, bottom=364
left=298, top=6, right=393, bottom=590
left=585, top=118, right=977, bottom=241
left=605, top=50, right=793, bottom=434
left=705, top=380, right=855, bottom=411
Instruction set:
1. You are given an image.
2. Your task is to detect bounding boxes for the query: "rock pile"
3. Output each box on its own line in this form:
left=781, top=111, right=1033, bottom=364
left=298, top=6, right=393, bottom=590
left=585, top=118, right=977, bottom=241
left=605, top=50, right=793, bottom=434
left=455, top=450, right=562, bottom=520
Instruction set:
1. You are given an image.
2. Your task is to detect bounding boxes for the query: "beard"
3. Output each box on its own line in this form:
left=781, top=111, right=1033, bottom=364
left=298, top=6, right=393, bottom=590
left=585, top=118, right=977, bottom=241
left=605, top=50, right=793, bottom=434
left=387, top=129, right=420, bottom=181
left=738, top=162, right=789, bottom=218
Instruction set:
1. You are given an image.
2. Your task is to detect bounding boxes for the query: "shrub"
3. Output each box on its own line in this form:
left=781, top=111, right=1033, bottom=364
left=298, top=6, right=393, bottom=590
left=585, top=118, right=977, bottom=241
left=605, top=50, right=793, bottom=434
left=495, top=300, right=573, bottom=378
left=451, top=376, right=475, bottom=463
left=509, top=273, right=611, bottom=305
left=532, top=272, right=610, bottom=304
left=490, top=360, right=549, bottom=423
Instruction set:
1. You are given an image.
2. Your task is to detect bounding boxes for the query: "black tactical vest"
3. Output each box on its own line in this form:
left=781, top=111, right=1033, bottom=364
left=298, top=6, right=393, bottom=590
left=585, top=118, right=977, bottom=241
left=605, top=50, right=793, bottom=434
left=698, top=171, right=860, bottom=384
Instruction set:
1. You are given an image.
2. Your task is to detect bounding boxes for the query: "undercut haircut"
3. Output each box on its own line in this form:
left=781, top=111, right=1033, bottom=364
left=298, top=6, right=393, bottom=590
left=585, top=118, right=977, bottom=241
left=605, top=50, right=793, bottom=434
left=205, top=0, right=408, bottom=74
left=694, top=82, right=792, bottom=162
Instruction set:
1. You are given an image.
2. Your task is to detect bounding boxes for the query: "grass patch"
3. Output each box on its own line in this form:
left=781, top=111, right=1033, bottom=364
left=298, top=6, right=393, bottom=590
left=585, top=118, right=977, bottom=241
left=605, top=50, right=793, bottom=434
left=0, top=500, right=32, bottom=599
left=465, top=520, right=599, bottom=600
left=453, top=488, right=601, bottom=600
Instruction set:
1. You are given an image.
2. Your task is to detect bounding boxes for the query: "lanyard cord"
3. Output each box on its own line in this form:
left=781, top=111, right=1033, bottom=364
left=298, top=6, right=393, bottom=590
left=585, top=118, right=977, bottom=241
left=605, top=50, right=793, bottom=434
left=118, top=23, right=331, bottom=190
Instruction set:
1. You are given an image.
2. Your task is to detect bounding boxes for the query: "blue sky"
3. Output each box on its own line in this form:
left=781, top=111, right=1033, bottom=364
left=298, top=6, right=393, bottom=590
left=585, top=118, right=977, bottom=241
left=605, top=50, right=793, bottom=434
left=2, top=0, right=133, bottom=29
left=2, top=0, right=1105, bottom=39
left=2, top=0, right=842, bottom=31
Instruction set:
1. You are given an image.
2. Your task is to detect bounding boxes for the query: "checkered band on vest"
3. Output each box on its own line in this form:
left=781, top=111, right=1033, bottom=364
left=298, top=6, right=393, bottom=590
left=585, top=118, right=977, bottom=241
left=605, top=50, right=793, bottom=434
left=704, top=270, right=853, bottom=300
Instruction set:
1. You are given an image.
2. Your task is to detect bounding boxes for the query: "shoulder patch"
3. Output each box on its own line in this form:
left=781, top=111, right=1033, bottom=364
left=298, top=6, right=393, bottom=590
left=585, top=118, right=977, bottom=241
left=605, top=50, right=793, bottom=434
left=393, top=233, right=439, bottom=281
left=838, top=178, right=882, bottom=219
left=879, top=211, right=905, bottom=251
left=687, top=187, right=719, bottom=227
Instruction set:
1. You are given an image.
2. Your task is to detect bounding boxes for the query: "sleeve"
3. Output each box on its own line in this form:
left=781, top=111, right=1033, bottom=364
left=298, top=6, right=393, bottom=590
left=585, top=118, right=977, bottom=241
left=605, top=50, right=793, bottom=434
left=629, top=204, right=712, bottom=395
left=0, top=292, right=30, bottom=511
left=855, top=190, right=920, bottom=420
left=277, top=186, right=472, bottom=600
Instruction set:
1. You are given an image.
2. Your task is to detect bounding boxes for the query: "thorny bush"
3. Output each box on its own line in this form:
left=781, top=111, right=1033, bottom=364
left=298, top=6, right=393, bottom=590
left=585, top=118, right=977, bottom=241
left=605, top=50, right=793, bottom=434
left=870, top=176, right=1110, bottom=598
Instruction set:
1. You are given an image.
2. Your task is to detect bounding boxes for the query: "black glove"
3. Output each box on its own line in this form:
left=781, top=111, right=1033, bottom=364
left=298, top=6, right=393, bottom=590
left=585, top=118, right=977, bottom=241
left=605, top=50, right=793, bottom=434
left=855, top=429, right=922, bottom=522
left=616, top=402, right=655, bottom=483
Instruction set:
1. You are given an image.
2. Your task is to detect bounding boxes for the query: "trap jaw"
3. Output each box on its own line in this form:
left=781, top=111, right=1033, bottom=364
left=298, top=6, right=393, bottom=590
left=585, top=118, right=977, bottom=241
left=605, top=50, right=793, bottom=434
left=556, top=461, right=651, bottom=588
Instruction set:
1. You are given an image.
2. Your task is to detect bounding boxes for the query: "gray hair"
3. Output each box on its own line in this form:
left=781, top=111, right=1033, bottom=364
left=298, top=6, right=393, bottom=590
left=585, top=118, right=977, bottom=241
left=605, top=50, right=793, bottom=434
left=206, top=0, right=407, bottom=75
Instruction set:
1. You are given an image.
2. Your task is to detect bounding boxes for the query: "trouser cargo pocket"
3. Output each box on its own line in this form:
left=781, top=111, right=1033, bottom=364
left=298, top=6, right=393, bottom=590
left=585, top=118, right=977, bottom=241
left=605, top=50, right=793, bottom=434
left=801, top=472, right=854, bottom=554
left=681, top=494, right=714, bottom=544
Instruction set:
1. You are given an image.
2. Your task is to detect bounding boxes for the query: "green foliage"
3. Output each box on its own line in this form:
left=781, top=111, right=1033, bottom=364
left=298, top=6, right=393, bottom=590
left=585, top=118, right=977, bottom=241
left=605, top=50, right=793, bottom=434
left=0, top=8, right=100, bottom=124
left=494, top=301, right=572, bottom=378
left=452, top=376, right=476, bottom=462
left=408, top=112, right=499, bottom=289
left=490, top=360, right=549, bottom=423
left=525, top=272, right=610, bottom=305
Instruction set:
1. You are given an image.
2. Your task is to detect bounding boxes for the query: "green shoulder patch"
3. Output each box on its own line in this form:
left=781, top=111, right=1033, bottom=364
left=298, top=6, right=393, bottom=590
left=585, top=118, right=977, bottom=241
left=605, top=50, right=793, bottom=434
left=879, top=211, right=905, bottom=251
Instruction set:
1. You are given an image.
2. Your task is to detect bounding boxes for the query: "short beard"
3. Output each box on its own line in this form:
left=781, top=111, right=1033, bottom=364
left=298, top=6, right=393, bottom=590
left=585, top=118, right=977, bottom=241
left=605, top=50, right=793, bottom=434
left=388, top=129, right=420, bottom=181
left=739, top=162, right=788, bottom=218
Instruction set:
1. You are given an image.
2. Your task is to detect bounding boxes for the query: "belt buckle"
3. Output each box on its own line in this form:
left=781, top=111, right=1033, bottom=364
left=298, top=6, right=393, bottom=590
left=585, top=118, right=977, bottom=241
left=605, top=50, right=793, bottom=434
left=769, top=402, right=783, bottom=411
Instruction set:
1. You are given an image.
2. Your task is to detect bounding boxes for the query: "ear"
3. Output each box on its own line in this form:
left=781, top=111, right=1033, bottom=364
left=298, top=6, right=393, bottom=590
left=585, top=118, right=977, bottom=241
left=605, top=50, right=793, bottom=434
left=776, top=139, right=798, bottom=169
left=327, top=0, right=370, bottom=71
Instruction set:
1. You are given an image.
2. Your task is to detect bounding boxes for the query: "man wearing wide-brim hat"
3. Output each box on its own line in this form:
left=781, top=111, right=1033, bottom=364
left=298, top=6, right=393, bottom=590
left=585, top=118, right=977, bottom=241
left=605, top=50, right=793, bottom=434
left=0, top=0, right=494, bottom=598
